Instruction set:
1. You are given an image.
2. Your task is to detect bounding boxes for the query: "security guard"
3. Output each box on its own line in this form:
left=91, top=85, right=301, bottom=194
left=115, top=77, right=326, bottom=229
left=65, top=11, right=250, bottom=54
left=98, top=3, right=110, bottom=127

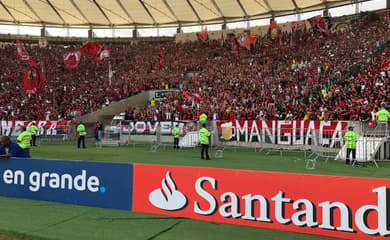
left=28, top=122, right=39, bottom=146
left=344, top=126, right=359, bottom=165
left=375, top=106, right=390, bottom=136
left=200, top=112, right=208, bottom=123
left=77, top=121, right=87, bottom=148
left=17, top=127, right=32, bottom=153
left=172, top=125, right=180, bottom=149
left=199, top=123, right=211, bottom=160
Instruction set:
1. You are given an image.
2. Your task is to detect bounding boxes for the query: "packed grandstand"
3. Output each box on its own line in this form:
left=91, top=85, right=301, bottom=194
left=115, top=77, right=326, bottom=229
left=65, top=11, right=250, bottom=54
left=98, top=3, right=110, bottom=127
left=0, top=10, right=389, bottom=123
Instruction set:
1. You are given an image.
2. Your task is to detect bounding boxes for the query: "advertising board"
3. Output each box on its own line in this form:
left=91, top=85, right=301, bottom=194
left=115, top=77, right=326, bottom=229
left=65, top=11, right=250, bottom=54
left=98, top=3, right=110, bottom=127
left=217, top=120, right=347, bottom=147
left=133, top=164, right=390, bottom=240
left=0, top=158, right=133, bottom=210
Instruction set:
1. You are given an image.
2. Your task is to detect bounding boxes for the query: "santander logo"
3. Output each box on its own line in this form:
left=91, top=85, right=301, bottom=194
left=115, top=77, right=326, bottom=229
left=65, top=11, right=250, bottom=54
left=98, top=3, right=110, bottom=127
left=149, top=171, right=188, bottom=211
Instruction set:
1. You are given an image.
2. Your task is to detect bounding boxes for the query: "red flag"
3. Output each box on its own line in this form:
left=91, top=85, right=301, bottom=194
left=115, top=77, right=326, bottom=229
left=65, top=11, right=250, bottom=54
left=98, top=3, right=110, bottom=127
left=28, top=60, right=44, bottom=88
left=79, top=42, right=109, bottom=63
left=62, top=51, right=82, bottom=69
left=23, top=66, right=44, bottom=94
left=237, top=33, right=257, bottom=50
left=197, top=27, right=208, bottom=42
left=192, top=93, right=202, bottom=101
left=291, top=20, right=306, bottom=31
left=79, top=42, right=100, bottom=56
left=24, top=67, right=36, bottom=93
left=183, top=91, right=192, bottom=100
left=16, top=40, right=31, bottom=63
left=308, top=15, right=331, bottom=36
left=269, top=20, right=279, bottom=39
left=248, top=34, right=257, bottom=48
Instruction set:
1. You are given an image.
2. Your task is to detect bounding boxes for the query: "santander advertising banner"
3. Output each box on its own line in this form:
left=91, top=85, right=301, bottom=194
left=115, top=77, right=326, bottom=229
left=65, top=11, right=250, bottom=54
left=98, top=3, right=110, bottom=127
left=133, top=164, right=390, bottom=240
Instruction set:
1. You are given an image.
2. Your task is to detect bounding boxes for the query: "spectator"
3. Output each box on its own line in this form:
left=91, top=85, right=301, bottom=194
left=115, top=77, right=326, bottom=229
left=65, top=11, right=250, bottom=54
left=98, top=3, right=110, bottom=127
left=0, top=136, right=30, bottom=158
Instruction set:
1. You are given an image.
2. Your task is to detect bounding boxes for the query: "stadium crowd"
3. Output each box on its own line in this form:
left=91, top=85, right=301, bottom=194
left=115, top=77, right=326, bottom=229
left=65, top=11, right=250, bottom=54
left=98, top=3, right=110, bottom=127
left=0, top=12, right=389, bottom=121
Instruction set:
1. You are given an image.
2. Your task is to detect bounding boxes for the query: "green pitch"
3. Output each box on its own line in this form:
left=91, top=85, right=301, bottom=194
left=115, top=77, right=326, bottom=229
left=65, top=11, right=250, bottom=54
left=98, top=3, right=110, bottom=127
left=1, top=140, right=389, bottom=240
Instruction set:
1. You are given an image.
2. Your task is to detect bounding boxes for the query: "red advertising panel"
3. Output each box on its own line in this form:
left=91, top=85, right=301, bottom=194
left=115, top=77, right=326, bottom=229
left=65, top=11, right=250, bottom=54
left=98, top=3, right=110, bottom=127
left=133, top=164, right=390, bottom=240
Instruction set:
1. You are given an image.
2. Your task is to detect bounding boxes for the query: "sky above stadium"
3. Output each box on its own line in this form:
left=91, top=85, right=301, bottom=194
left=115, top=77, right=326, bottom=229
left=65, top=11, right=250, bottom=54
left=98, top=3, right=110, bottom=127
left=0, top=0, right=386, bottom=38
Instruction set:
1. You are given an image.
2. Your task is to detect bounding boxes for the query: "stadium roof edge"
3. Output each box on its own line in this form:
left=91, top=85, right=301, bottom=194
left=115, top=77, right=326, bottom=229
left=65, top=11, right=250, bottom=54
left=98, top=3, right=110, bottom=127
left=0, top=0, right=377, bottom=29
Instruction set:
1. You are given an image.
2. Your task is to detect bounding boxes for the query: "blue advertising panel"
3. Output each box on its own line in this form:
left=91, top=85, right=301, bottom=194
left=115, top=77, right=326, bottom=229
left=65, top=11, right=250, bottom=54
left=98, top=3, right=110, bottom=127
left=0, top=158, right=133, bottom=210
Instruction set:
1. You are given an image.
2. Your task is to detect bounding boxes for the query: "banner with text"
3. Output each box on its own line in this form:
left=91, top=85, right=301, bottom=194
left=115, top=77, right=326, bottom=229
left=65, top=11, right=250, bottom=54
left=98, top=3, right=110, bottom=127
left=216, top=120, right=347, bottom=147
left=133, top=164, right=390, bottom=240
left=120, top=121, right=198, bottom=136
left=0, top=158, right=133, bottom=210
left=0, top=120, right=75, bottom=137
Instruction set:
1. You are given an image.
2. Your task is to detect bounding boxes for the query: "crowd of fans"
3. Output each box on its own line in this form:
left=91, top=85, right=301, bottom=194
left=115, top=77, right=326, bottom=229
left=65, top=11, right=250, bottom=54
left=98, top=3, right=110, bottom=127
left=0, top=11, right=389, bottom=121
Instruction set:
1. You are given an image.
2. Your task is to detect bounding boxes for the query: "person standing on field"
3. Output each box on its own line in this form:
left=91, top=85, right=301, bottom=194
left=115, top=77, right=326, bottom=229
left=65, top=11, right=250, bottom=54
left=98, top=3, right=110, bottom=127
left=199, top=123, right=211, bottom=160
left=172, top=125, right=180, bottom=149
left=77, top=122, right=87, bottom=149
left=17, top=127, right=32, bottom=153
left=344, top=126, right=359, bottom=165
left=28, top=122, right=38, bottom=147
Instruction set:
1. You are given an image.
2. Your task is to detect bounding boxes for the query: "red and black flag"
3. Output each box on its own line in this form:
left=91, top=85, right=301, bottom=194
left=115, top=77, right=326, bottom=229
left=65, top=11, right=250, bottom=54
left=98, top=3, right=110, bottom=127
left=16, top=39, right=31, bottom=64
left=227, top=33, right=239, bottom=54
left=291, top=20, right=306, bottom=31
left=16, top=40, right=45, bottom=93
left=269, top=20, right=280, bottom=39
left=95, top=44, right=109, bottom=63
left=23, top=60, right=45, bottom=94
left=197, top=27, right=208, bottom=42
left=79, top=42, right=109, bottom=63
left=238, top=32, right=257, bottom=50
left=183, top=91, right=202, bottom=103
left=62, top=51, right=82, bottom=69
left=308, top=15, right=332, bottom=36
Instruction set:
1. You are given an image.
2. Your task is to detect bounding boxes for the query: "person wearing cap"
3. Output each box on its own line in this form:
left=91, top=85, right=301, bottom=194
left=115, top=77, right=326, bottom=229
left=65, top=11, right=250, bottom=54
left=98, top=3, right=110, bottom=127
left=199, top=123, right=211, bottom=160
left=77, top=121, right=87, bottom=148
left=0, top=136, right=30, bottom=158
left=344, top=126, right=359, bottom=165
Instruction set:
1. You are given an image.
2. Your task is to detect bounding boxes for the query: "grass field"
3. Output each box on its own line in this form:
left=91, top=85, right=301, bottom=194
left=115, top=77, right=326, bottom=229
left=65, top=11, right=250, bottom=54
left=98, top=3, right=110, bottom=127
left=1, top=140, right=389, bottom=240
